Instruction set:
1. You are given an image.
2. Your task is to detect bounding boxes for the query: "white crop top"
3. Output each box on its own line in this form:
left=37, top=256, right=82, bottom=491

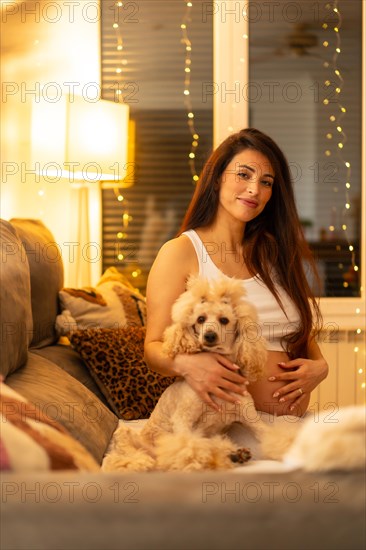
left=182, top=230, right=301, bottom=352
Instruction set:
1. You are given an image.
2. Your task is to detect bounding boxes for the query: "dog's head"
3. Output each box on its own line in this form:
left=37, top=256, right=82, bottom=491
left=170, top=276, right=250, bottom=355
left=163, top=276, right=267, bottom=381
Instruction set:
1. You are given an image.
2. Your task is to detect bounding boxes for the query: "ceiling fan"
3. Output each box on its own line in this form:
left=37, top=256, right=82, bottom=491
left=251, top=23, right=320, bottom=62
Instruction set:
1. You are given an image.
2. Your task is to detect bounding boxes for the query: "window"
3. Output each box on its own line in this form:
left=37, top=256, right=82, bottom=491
left=248, top=0, right=363, bottom=297
left=101, top=0, right=213, bottom=291
left=101, top=0, right=364, bottom=313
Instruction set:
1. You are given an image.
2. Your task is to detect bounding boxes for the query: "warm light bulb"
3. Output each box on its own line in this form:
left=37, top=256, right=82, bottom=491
left=354, top=266, right=359, bottom=272
left=117, top=195, right=124, bottom=201
left=189, top=153, right=195, bottom=159
left=330, top=115, right=336, bottom=122
left=326, top=133, right=332, bottom=139
left=193, top=175, right=199, bottom=181
left=349, top=245, right=354, bottom=251
left=117, top=45, right=123, bottom=51
left=345, top=161, right=351, bottom=167
left=325, top=150, right=331, bottom=156
left=336, top=48, right=341, bottom=53
left=342, top=224, right=347, bottom=230
left=334, top=69, right=340, bottom=76
left=346, top=183, right=350, bottom=189
left=184, top=90, right=190, bottom=95
left=113, top=23, right=119, bottom=29
left=193, top=133, right=199, bottom=139
left=323, top=41, right=329, bottom=47
left=188, top=112, right=194, bottom=118
left=181, top=24, right=186, bottom=29
left=345, top=203, right=350, bottom=209
left=337, top=126, right=342, bottom=132
left=338, top=143, right=343, bottom=148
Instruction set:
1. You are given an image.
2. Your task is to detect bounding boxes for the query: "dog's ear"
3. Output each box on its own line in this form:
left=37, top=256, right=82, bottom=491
left=233, top=317, right=267, bottom=381
left=162, top=323, right=201, bottom=358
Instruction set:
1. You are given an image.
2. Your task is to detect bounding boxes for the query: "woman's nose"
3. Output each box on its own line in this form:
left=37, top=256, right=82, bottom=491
left=246, top=178, right=260, bottom=195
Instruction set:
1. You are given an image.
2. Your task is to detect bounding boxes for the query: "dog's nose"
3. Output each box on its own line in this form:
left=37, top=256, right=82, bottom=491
left=204, top=331, right=217, bottom=344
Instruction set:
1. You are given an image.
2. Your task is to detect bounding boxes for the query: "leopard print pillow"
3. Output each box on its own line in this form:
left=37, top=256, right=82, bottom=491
left=70, top=327, right=174, bottom=420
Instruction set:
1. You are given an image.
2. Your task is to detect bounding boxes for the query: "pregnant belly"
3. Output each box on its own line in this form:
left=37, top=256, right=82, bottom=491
left=247, top=350, right=310, bottom=417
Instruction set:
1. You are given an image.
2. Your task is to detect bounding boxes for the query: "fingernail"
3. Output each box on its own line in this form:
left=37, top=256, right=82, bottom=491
left=233, top=364, right=240, bottom=369
left=244, top=381, right=250, bottom=385
left=273, top=392, right=279, bottom=397
left=278, top=362, right=285, bottom=366
left=279, top=397, right=285, bottom=403
left=268, top=376, right=276, bottom=381
left=290, top=406, right=294, bottom=411
left=243, top=390, right=249, bottom=396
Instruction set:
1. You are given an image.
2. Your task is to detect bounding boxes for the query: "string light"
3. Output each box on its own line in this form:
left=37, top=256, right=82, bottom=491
left=110, top=1, right=133, bottom=264
left=322, top=1, right=357, bottom=289
left=181, top=1, right=200, bottom=182
left=322, top=2, right=364, bottom=398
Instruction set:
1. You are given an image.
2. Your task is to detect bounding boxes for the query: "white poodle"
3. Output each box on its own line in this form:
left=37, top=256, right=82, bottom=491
left=103, top=276, right=295, bottom=472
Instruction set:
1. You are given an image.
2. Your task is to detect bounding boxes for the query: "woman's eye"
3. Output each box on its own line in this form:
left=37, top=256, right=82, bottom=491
left=197, top=316, right=206, bottom=324
left=219, top=317, right=229, bottom=325
left=261, top=180, right=273, bottom=188
left=238, top=172, right=249, bottom=179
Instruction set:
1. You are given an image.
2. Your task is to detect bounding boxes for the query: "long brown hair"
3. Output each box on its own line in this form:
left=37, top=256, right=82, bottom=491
left=179, top=128, right=322, bottom=358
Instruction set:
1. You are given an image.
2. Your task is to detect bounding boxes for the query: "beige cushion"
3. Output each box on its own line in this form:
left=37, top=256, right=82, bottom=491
left=6, top=353, right=118, bottom=463
left=0, top=220, right=33, bottom=377
left=56, top=275, right=146, bottom=336
left=0, top=381, right=99, bottom=472
left=70, top=327, right=175, bottom=420
left=10, top=219, right=64, bottom=349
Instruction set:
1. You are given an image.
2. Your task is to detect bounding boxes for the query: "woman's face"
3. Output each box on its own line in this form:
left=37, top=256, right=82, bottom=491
left=217, top=148, right=275, bottom=225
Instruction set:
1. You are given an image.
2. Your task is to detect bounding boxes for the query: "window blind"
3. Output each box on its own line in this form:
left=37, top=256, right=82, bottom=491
left=101, top=0, right=213, bottom=292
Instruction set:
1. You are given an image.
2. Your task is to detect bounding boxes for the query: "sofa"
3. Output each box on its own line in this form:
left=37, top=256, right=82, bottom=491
left=0, top=218, right=365, bottom=550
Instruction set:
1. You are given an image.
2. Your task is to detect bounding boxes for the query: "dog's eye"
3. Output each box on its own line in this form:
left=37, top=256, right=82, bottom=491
left=197, top=316, right=206, bottom=324
left=219, top=317, right=230, bottom=325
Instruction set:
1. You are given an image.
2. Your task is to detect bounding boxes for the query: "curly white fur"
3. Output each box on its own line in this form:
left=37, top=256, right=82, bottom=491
left=104, top=276, right=291, bottom=472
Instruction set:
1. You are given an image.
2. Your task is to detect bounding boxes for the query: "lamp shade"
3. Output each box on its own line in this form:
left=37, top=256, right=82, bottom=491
left=31, top=95, right=129, bottom=182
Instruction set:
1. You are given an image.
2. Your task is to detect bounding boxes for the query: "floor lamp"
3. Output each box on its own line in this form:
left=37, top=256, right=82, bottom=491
left=31, top=94, right=130, bottom=286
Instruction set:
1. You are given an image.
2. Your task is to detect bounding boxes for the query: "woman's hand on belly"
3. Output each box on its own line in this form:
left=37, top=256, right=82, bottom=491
left=266, top=355, right=328, bottom=412
left=247, top=352, right=311, bottom=417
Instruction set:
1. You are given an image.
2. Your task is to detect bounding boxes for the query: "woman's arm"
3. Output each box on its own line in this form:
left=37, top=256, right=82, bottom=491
left=144, top=236, right=249, bottom=410
left=267, top=338, right=329, bottom=411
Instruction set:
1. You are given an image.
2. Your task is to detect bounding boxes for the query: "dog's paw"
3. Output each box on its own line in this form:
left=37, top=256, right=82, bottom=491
left=230, top=447, right=252, bottom=464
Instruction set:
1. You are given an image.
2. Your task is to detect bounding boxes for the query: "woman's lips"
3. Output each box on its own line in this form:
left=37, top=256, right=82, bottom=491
left=237, top=197, right=259, bottom=208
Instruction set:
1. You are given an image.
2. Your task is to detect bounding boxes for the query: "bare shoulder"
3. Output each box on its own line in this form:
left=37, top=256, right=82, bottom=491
left=149, top=235, right=198, bottom=282
left=145, top=235, right=198, bottom=342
